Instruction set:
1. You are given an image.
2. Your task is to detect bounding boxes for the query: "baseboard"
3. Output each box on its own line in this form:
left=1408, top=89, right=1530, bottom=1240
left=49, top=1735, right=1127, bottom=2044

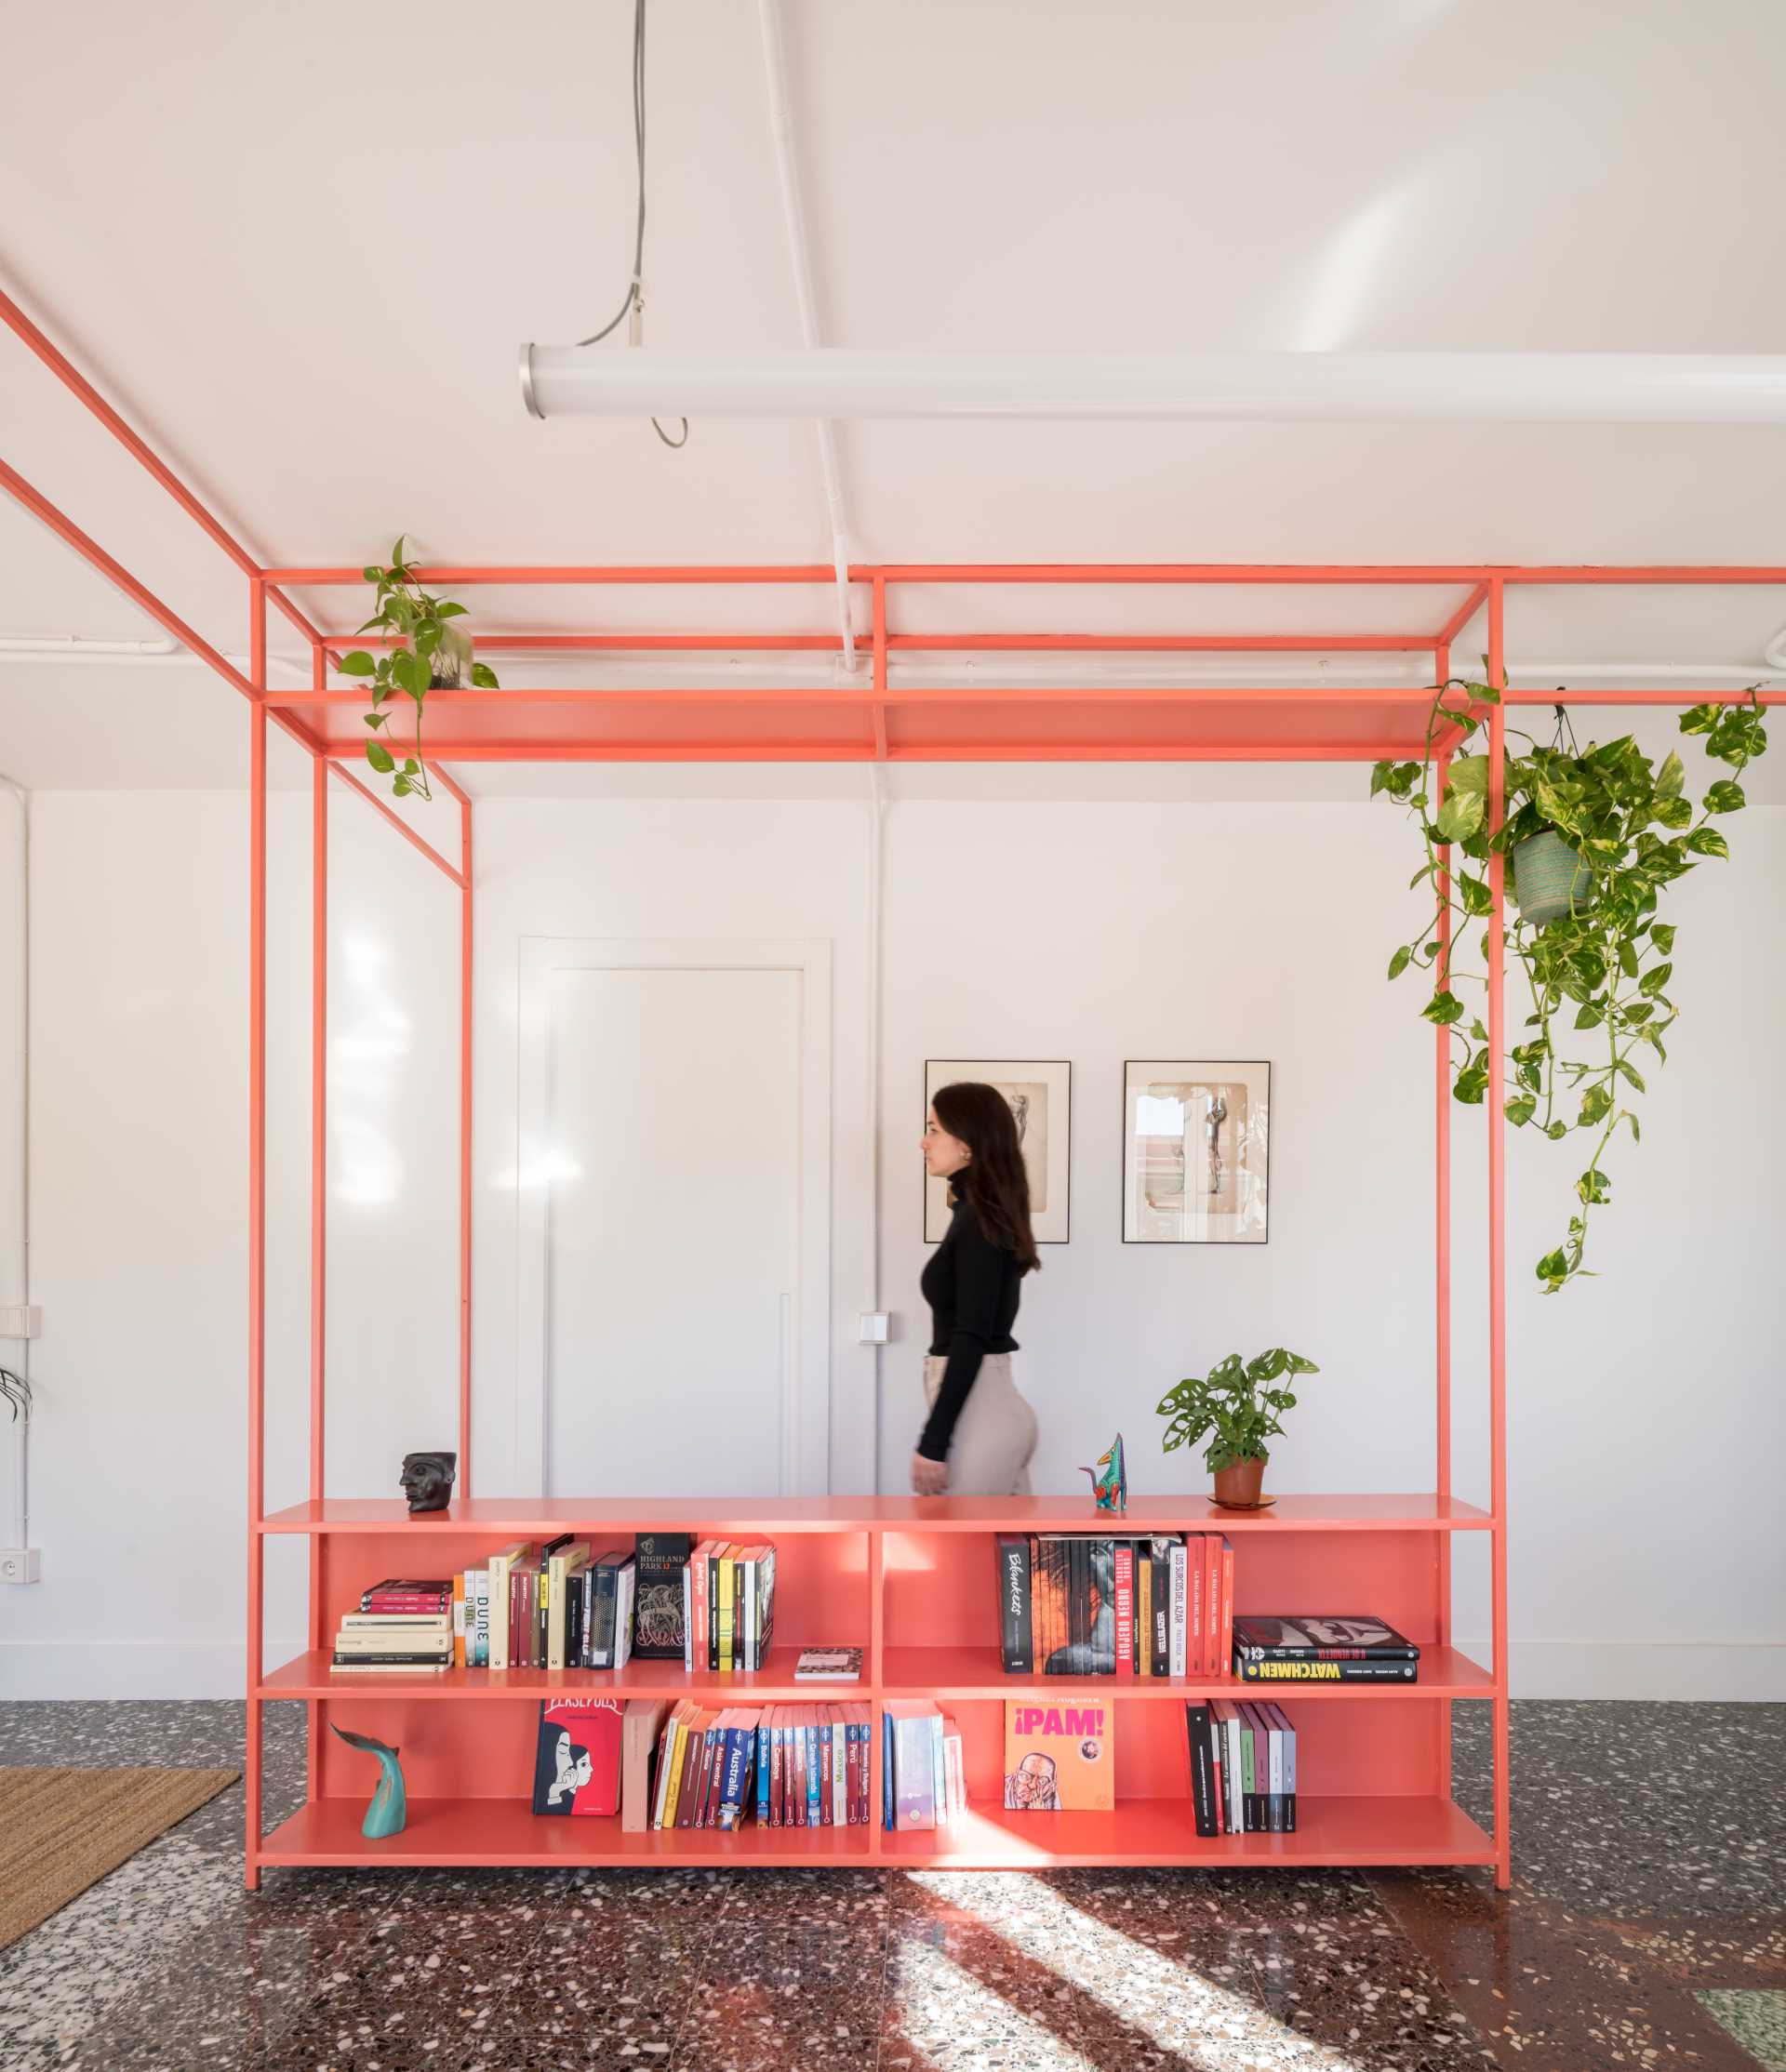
left=0, top=1641, right=309, bottom=1701
left=1460, top=1639, right=1786, bottom=1702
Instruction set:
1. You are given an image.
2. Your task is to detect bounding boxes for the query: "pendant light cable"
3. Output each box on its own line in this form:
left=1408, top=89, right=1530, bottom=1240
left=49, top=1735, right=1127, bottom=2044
left=567, top=0, right=686, bottom=448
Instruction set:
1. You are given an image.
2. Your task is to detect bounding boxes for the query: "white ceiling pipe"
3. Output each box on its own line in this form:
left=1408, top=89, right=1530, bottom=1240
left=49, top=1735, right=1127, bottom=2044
left=753, top=0, right=855, bottom=669
left=516, top=348, right=1786, bottom=423
left=0, top=636, right=178, bottom=657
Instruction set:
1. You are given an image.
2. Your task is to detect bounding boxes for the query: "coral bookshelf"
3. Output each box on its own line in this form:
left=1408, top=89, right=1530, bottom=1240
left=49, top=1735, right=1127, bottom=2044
left=256, top=1494, right=1497, bottom=1873
left=14, top=282, right=1780, bottom=1893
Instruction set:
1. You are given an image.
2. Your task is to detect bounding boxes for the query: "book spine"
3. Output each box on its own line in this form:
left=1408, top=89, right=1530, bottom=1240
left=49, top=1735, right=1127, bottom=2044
left=1169, top=1541, right=1187, bottom=1679
left=1207, top=1703, right=1225, bottom=1834
left=1239, top=1658, right=1417, bottom=1681
left=928, top=1713, right=945, bottom=1827
left=1161, top=1547, right=1175, bottom=1676
left=451, top=1575, right=466, bottom=1668
left=709, top=1545, right=722, bottom=1671
left=1234, top=1642, right=1419, bottom=1663
left=886, top=1715, right=903, bottom=1831
left=1226, top=1707, right=1244, bottom=1835
left=1219, top=1538, right=1234, bottom=1678
left=805, top=1715, right=821, bottom=1827
left=1188, top=1535, right=1205, bottom=1677
left=757, top=1713, right=773, bottom=1826
left=1185, top=1702, right=1219, bottom=1838
left=329, top=1653, right=450, bottom=1667
left=1199, top=1535, right=1216, bottom=1678
left=718, top=1554, right=734, bottom=1674
left=682, top=1559, right=695, bottom=1672
left=1137, top=1550, right=1152, bottom=1678
left=995, top=1535, right=1033, bottom=1674
left=743, top=1557, right=756, bottom=1675
left=1113, top=1541, right=1134, bottom=1680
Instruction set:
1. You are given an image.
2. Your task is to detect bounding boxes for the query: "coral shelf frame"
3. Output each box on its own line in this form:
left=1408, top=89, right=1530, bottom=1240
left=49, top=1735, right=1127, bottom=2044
left=6, top=284, right=1782, bottom=1893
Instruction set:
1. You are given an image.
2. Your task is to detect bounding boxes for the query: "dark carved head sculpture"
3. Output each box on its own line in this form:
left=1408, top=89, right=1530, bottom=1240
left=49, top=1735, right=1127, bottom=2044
left=399, top=1451, right=457, bottom=1515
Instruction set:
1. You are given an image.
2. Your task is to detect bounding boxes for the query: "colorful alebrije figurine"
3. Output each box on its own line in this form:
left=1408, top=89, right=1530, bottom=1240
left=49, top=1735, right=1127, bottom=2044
left=1080, top=1432, right=1127, bottom=1512
left=328, top=1721, right=407, bottom=1839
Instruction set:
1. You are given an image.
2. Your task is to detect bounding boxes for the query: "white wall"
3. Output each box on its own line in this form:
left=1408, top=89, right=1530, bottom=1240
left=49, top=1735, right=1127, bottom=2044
left=3, top=774, right=1780, bottom=1699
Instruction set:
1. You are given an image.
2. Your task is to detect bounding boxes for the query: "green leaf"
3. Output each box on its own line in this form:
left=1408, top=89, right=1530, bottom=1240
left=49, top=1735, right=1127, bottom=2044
left=1623, top=1110, right=1641, bottom=1143
left=1686, top=826, right=1729, bottom=859
left=1579, top=1083, right=1613, bottom=1126
left=393, top=775, right=411, bottom=797
left=1638, top=962, right=1673, bottom=997
left=1388, top=945, right=1412, bottom=980
left=1655, top=750, right=1685, bottom=798
left=1452, top=1063, right=1487, bottom=1105
left=1458, top=872, right=1491, bottom=916
left=1617, top=940, right=1639, bottom=979
left=1422, top=990, right=1465, bottom=1027
left=413, top=622, right=440, bottom=659
left=366, top=741, right=395, bottom=775
left=1651, top=794, right=1693, bottom=830
left=1705, top=779, right=1746, bottom=813
left=1573, top=1002, right=1604, bottom=1029
left=434, top=601, right=468, bottom=618
left=1616, top=1056, right=1647, bottom=1093
left=469, top=661, right=500, bottom=689
left=391, top=535, right=407, bottom=570
left=1447, top=755, right=1490, bottom=796
left=1678, top=703, right=1716, bottom=736
left=1435, top=790, right=1486, bottom=843
left=336, top=649, right=377, bottom=678
left=363, top=711, right=389, bottom=731
left=1536, top=1247, right=1569, bottom=1289
left=402, top=758, right=420, bottom=775
left=1576, top=1167, right=1610, bottom=1205
left=1546, top=1120, right=1568, bottom=1140
left=1505, top=1095, right=1537, bottom=1126
left=361, top=564, right=382, bottom=582
left=1370, top=761, right=1393, bottom=797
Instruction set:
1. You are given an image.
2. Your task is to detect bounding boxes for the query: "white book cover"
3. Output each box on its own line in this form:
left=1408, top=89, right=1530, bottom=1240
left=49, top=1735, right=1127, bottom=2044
left=614, top=1561, right=637, bottom=1670
left=1169, top=1542, right=1188, bottom=1679
left=743, top=1560, right=756, bottom=1673
left=473, top=1571, right=489, bottom=1667
left=682, top=1563, right=694, bottom=1672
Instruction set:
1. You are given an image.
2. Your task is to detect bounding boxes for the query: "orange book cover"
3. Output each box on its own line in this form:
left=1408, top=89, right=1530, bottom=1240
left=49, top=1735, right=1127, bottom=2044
left=1220, top=1537, right=1235, bottom=1677
left=1137, top=1552, right=1152, bottom=1678
left=1204, top=1534, right=1221, bottom=1677
left=1002, top=1697, right=1113, bottom=1812
left=1034, top=1539, right=1070, bottom=1675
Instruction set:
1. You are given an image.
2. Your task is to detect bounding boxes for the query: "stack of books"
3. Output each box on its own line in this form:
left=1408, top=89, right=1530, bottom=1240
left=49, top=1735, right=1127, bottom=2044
left=439, top=1539, right=641, bottom=1671
left=882, top=1700, right=966, bottom=1830
left=647, top=1700, right=874, bottom=1828
left=332, top=1578, right=454, bottom=1671
left=1232, top=1615, right=1420, bottom=1682
left=993, top=1532, right=1234, bottom=1678
left=683, top=1540, right=778, bottom=1672
left=1185, top=1699, right=1297, bottom=1834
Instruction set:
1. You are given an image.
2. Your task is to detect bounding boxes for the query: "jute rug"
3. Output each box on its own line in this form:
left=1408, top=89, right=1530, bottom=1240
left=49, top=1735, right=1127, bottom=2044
left=0, top=1765, right=240, bottom=1950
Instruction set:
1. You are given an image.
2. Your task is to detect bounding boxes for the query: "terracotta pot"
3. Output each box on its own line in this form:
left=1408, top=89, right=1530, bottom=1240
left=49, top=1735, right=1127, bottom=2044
left=1212, top=1455, right=1266, bottom=1508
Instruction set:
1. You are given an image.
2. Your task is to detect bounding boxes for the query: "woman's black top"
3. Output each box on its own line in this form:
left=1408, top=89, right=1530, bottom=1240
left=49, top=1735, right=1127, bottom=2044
left=916, top=1195, right=1023, bottom=1463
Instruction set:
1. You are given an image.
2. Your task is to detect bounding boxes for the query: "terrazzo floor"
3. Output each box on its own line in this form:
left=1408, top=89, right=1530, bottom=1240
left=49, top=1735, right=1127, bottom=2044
left=0, top=1700, right=1780, bottom=2072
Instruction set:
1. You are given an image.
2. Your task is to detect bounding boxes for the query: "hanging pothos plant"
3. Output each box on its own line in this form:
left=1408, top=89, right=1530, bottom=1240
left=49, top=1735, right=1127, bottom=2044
left=337, top=539, right=499, bottom=803
left=1373, top=682, right=1766, bottom=1292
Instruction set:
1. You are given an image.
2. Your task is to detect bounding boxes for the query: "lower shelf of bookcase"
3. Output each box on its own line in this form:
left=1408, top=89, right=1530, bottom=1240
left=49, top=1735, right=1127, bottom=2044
left=256, top=1794, right=1494, bottom=1871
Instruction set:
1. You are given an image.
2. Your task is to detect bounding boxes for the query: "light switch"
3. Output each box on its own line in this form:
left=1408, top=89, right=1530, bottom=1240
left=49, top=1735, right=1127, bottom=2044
left=858, top=1312, right=890, bottom=1345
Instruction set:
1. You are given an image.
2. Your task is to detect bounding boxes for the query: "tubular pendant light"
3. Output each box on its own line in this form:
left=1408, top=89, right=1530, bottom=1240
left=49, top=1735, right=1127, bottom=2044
left=515, top=347, right=1786, bottom=423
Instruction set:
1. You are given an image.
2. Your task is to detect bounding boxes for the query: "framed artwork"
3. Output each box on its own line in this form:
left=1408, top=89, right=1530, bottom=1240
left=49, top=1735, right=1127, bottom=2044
left=1122, top=1060, right=1270, bottom=1244
left=924, top=1059, right=1072, bottom=1243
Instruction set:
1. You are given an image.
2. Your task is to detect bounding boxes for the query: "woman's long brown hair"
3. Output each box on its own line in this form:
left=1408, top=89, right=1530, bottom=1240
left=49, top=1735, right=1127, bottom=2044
left=933, top=1082, right=1041, bottom=1273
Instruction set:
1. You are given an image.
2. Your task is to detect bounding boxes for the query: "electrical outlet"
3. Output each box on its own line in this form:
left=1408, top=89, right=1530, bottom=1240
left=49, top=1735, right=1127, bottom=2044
left=0, top=1548, right=41, bottom=1585
left=0, top=1305, right=40, bottom=1338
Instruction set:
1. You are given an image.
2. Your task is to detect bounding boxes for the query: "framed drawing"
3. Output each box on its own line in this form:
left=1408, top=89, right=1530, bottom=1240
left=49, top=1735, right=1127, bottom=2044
left=924, top=1059, right=1072, bottom=1243
left=1122, top=1060, right=1270, bottom=1244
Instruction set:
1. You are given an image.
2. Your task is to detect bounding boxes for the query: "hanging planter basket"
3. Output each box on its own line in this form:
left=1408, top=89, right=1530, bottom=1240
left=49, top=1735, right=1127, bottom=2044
left=1512, top=828, right=1593, bottom=927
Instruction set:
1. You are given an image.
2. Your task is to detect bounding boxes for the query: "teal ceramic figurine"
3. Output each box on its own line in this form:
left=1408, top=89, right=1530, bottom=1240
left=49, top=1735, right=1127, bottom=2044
left=1081, top=1433, right=1127, bottom=1512
left=328, top=1722, right=407, bottom=1839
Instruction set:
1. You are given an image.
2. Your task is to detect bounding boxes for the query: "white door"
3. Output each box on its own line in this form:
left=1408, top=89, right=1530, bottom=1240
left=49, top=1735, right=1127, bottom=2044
left=517, top=939, right=831, bottom=1496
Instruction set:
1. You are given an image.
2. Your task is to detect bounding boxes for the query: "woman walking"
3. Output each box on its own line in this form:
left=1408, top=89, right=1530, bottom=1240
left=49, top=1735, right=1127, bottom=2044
left=912, top=1082, right=1041, bottom=1495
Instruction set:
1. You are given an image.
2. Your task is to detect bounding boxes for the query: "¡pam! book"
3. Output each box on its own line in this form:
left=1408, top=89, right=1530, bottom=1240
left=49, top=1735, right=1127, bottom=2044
left=1003, top=1698, right=1113, bottom=1812
left=531, top=1698, right=624, bottom=1815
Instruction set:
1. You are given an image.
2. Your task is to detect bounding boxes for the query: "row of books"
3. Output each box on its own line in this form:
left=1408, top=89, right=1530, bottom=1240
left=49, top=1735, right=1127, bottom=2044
left=650, top=1700, right=873, bottom=1828
left=883, top=1702, right=968, bottom=1830
left=330, top=1576, right=458, bottom=1670
left=682, top=1539, right=778, bottom=1673
left=1232, top=1615, right=1420, bottom=1683
left=1185, top=1699, right=1298, bottom=1834
left=994, top=1532, right=1235, bottom=1679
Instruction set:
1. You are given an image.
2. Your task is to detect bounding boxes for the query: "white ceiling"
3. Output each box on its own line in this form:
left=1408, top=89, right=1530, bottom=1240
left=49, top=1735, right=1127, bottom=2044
left=4, top=0, right=1785, bottom=791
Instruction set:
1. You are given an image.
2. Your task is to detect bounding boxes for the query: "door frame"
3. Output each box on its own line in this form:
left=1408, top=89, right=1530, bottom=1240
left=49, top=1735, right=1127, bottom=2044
left=515, top=936, right=833, bottom=1497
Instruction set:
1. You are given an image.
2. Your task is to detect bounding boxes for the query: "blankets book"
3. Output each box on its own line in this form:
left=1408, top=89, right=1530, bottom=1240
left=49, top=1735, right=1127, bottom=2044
left=994, top=1534, right=1034, bottom=1672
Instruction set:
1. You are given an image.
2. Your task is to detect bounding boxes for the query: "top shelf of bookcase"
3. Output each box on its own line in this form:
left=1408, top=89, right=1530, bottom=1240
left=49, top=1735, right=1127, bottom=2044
left=259, top=1494, right=1491, bottom=1535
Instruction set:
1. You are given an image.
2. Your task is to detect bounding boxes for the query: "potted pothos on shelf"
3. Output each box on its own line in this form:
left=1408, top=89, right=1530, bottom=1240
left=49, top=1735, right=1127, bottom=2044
left=1156, top=1348, right=1319, bottom=1509
left=336, top=539, right=499, bottom=803
left=1374, top=682, right=1766, bottom=1292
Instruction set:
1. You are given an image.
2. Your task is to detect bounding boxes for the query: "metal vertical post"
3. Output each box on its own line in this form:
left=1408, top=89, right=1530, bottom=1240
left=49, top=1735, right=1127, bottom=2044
left=1433, top=639, right=1454, bottom=1800
left=245, top=580, right=268, bottom=1889
left=1486, top=582, right=1513, bottom=1891
left=308, top=680, right=328, bottom=1787
left=459, top=789, right=473, bottom=1494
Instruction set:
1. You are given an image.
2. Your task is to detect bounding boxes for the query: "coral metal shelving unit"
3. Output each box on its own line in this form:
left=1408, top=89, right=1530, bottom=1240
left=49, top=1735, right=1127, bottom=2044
left=7, top=283, right=1782, bottom=1893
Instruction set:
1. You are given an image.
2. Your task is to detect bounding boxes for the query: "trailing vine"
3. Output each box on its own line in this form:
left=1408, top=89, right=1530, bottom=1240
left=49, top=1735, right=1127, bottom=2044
left=1373, top=683, right=1766, bottom=1292
left=338, top=539, right=499, bottom=803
